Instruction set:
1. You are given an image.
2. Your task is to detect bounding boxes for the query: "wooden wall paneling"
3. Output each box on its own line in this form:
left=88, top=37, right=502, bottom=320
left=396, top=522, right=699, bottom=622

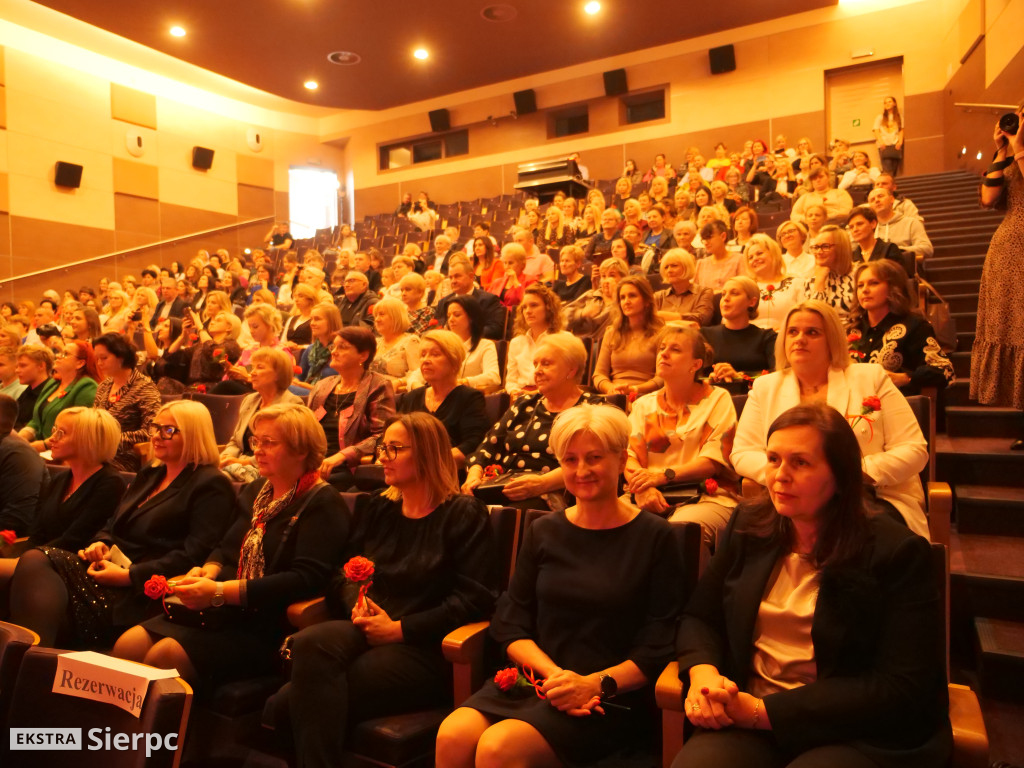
left=114, top=193, right=160, bottom=235
left=238, top=183, right=275, bottom=219
left=0, top=211, right=11, bottom=286
left=770, top=112, right=827, bottom=159
left=0, top=85, right=7, bottom=130
left=274, top=191, right=289, bottom=223
left=903, top=91, right=946, bottom=175
left=158, top=201, right=236, bottom=239
left=0, top=171, right=8, bottom=213
left=236, top=155, right=274, bottom=188
left=9, top=215, right=115, bottom=276
left=112, top=158, right=159, bottom=199
left=354, top=184, right=399, bottom=222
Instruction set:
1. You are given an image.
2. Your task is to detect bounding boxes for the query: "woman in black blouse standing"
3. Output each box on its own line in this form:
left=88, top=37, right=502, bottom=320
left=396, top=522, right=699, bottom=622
left=848, top=260, right=953, bottom=394
left=92, top=332, right=162, bottom=472
left=113, top=404, right=349, bottom=687
left=398, top=330, right=489, bottom=468
left=437, top=403, right=684, bottom=768
left=279, top=412, right=497, bottom=768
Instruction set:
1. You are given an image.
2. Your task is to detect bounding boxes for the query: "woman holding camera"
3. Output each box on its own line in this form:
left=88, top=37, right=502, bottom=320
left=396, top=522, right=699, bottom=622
left=972, top=103, right=1024, bottom=448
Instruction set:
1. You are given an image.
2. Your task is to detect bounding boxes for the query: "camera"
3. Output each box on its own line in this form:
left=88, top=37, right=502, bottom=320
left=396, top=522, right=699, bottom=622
left=999, top=112, right=1020, bottom=136
left=130, top=311, right=142, bottom=322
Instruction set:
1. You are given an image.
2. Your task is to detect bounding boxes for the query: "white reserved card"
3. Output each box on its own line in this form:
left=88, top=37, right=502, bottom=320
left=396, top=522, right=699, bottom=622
left=53, top=651, right=179, bottom=718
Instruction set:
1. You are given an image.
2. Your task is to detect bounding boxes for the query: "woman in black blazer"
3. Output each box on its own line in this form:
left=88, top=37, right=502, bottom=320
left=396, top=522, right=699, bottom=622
left=8, top=400, right=236, bottom=647
left=672, top=403, right=950, bottom=768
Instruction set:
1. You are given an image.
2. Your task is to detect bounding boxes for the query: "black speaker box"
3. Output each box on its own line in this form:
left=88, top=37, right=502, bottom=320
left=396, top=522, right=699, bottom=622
left=709, top=45, right=736, bottom=75
left=54, top=161, right=83, bottom=188
left=513, top=89, right=537, bottom=115
left=603, top=69, right=628, bottom=96
left=428, top=109, right=451, bottom=132
left=192, top=146, right=215, bottom=170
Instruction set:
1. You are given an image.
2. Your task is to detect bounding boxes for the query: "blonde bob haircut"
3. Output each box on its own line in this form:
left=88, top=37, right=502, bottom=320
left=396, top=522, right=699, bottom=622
left=213, top=312, right=243, bottom=341
left=549, top=403, right=630, bottom=462
left=373, top=297, right=411, bottom=333
left=743, top=234, right=786, bottom=279
left=723, top=276, right=761, bottom=318
left=815, top=224, right=853, bottom=277
left=251, top=403, right=327, bottom=474
left=398, top=271, right=427, bottom=296
left=420, top=329, right=467, bottom=372
left=775, top=300, right=851, bottom=372
left=381, top=412, right=460, bottom=504
left=659, top=249, right=697, bottom=282
left=250, top=347, right=295, bottom=392
left=244, top=302, right=283, bottom=336
left=599, top=257, right=630, bottom=279
left=202, top=290, right=232, bottom=321
left=500, top=243, right=528, bottom=271
left=156, top=400, right=221, bottom=466
left=534, top=331, right=587, bottom=384
left=57, top=407, right=120, bottom=466
left=290, top=283, right=318, bottom=310
left=776, top=219, right=808, bottom=245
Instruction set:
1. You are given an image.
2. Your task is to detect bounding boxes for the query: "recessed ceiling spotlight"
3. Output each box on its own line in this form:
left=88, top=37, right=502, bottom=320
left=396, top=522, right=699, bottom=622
left=169, top=26, right=186, bottom=37
left=481, top=4, right=518, bottom=22
left=584, top=1, right=601, bottom=14
left=304, top=80, right=319, bottom=90
left=327, top=51, right=362, bottom=66
left=414, top=48, right=429, bottom=60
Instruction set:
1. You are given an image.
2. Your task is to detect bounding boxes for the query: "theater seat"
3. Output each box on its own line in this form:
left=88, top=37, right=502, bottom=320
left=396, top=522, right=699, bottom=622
left=0, top=621, right=39, bottom=727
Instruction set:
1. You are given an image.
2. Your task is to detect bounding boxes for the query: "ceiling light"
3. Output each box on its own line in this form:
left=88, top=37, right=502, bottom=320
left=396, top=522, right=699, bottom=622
left=304, top=80, right=318, bottom=90
left=584, top=1, right=601, bottom=14
left=169, top=26, right=186, bottom=37
left=414, top=48, right=429, bottom=60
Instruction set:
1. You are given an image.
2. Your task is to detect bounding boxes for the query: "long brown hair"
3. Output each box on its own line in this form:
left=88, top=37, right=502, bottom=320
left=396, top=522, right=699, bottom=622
left=737, top=403, right=871, bottom=569
left=381, top=412, right=460, bottom=505
left=608, top=276, right=664, bottom=351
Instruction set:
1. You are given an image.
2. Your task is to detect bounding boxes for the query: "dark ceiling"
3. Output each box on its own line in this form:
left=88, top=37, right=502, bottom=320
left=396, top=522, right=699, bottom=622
left=32, top=0, right=835, bottom=111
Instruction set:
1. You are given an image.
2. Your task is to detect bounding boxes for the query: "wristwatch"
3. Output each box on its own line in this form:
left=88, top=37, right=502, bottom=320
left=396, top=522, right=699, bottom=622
left=599, top=673, right=618, bottom=700
left=663, top=467, right=676, bottom=482
left=210, top=583, right=225, bottom=607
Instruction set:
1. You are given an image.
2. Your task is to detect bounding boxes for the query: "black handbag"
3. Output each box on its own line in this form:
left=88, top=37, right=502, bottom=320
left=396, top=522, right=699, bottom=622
left=472, top=471, right=552, bottom=510
left=163, top=483, right=330, bottom=629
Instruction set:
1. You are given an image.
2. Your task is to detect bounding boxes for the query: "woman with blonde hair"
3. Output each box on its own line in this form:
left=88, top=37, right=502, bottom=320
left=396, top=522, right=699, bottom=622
left=506, top=284, right=563, bottom=398
left=100, top=290, right=132, bottom=333
left=282, top=283, right=316, bottom=350
left=369, top=297, right=421, bottom=394
left=649, top=175, right=671, bottom=205
left=803, top=224, right=856, bottom=320
left=538, top=204, right=574, bottom=255
left=703, top=276, right=778, bottom=382
left=553, top=245, right=588, bottom=305
left=776, top=219, right=814, bottom=279
left=574, top=204, right=600, bottom=244
left=654, top=249, right=714, bottom=326
left=593, top=276, right=665, bottom=397
left=8, top=399, right=237, bottom=647
left=610, top=176, right=633, bottom=210
left=564, top=257, right=628, bottom=340
left=398, top=272, right=435, bottom=335
left=744, top=234, right=800, bottom=331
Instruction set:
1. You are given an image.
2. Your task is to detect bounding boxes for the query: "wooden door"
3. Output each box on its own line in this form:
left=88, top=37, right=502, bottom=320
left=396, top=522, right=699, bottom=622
left=825, top=57, right=904, bottom=167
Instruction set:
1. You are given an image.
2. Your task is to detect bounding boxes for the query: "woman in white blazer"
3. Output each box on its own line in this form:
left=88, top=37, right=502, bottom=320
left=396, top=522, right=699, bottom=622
left=732, top=300, right=929, bottom=537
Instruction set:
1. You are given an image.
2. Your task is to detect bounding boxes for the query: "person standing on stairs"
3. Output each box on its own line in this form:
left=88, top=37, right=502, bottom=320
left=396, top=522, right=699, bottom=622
left=972, top=102, right=1024, bottom=449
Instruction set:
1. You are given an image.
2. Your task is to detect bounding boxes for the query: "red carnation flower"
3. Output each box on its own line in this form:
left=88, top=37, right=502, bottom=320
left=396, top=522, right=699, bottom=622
left=701, top=479, right=719, bottom=495
left=293, top=365, right=303, bottom=375
left=862, top=396, right=881, bottom=412
left=494, top=667, right=520, bottom=692
left=0, top=530, right=17, bottom=546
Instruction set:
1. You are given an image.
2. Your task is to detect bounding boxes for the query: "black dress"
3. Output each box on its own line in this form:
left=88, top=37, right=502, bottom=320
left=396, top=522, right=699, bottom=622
left=462, top=510, right=684, bottom=766
left=28, top=465, right=126, bottom=550
left=701, top=324, right=777, bottom=374
left=398, top=385, right=489, bottom=457
left=141, top=481, right=349, bottom=685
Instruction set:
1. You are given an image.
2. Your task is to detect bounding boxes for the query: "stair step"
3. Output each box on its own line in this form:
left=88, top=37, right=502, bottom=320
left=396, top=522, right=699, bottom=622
left=936, top=435, right=1024, bottom=485
left=931, top=279, right=981, bottom=296
left=950, top=354, right=972, bottom=380
left=958, top=330, right=975, bottom=347
left=956, top=485, right=1024, bottom=536
left=976, top=617, right=1024, bottom=702
left=926, top=264, right=983, bottom=282
left=946, top=294, right=980, bottom=313
left=946, top=407, right=1023, bottom=438
left=952, top=312, right=976, bottom=332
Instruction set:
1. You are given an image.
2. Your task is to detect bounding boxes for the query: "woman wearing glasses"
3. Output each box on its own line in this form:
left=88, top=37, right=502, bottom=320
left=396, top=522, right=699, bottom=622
left=802, top=225, right=856, bottom=321
left=18, top=340, right=99, bottom=452
left=112, top=404, right=349, bottom=688
left=276, top=412, right=497, bottom=767
left=8, top=400, right=237, bottom=647
left=307, top=326, right=396, bottom=487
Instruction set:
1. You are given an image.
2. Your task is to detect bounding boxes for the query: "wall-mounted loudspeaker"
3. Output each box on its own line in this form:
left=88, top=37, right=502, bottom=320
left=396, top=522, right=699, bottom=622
left=192, top=146, right=215, bottom=170
left=246, top=128, right=264, bottom=152
left=709, top=44, right=736, bottom=75
left=428, top=109, right=451, bottom=133
left=54, top=161, right=83, bottom=188
left=513, top=89, right=537, bottom=115
left=603, top=69, right=628, bottom=96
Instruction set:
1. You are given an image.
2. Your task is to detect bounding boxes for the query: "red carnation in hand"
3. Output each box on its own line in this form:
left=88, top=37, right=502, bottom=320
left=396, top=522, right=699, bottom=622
left=494, top=667, right=520, bottom=692
left=293, top=365, right=303, bottom=375
left=0, top=530, right=17, bottom=546
left=144, top=575, right=173, bottom=600
left=701, top=479, right=719, bottom=495
left=483, top=464, right=504, bottom=480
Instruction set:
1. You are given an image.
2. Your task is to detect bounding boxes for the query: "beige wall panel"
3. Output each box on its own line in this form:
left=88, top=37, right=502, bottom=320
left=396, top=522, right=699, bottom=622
left=109, top=121, right=159, bottom=166
left=354, top=185, right=399, bottom=222
left=0, top=212, right=11, bottom=285
left=159, top=167, right=237, bottom=217
left=986, top=0, right=1024, bottom=86
left=274, top=191, right=290, bottom=220
left=0, top=85, right=6, bottom=130
left=110, top=84, right=157, bottom=129
left=0, top=45, right=5, bottom=86
left=112, top=158, right=159, bottom=199
left=237, top=155, right=274, bottom=188
left=5, top=87, right=110, bottom=154
left=0, top=171, right=7, bottom=213
left=159, top=132, right=237, bottom=185
left=5, top=50, right=109, bottom=115
left=158, top=201, right=236, bottom=240
left=0, top=129, right=7, bottom=173
left=238, top=183, right=275, bottom=219
left=114, top=193, right=160, bottom=236
left=154, top=100, right=238, bottom=149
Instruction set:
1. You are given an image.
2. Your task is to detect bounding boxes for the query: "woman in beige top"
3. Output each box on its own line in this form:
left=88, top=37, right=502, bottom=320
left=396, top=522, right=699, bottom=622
left=592, top=276, right=665, bottom=396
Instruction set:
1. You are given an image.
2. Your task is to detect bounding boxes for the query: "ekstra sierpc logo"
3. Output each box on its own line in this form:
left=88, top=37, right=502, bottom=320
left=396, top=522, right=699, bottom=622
left=10, top=727, right=179, bottom=754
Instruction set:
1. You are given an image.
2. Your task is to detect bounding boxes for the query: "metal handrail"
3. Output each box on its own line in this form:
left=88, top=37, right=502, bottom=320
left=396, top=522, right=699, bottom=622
left=0, top=214, right=275, bottom=285
left=954, top=102, right=1021, bottom=112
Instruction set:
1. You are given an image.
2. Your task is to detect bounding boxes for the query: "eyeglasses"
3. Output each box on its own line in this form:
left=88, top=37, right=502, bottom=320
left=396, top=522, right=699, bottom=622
left=148, top=424, right=182, bottom=440
left=376, top=442, right=410, bottom=462
left=810, top=243, right=835, bottom=253
left=249, top=436, right=282, bottom=451
left=50, top=427, right=68, bottom=442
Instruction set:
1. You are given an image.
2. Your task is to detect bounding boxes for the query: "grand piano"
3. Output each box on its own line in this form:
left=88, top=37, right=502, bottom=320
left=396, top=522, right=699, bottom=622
left=513, top=158, right=590, bottom=202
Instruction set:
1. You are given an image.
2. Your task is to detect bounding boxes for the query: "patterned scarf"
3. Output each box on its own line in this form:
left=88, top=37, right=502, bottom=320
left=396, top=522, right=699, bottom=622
left=237, top=471, right=320, bottom=580
left=305, top=339, right=332, bottom=384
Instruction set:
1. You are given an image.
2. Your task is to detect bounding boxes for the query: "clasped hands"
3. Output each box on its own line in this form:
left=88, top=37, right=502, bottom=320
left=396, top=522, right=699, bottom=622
left=540, top=669, right=605, bottom=718
left=685, top=667, right=764, bottom=731
left=78, top=542, right=131, bottom=587
left=351, top=597, right=403, bottom=646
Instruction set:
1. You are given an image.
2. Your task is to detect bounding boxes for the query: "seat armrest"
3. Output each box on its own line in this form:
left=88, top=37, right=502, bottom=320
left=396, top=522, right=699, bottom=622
left=287, top=597, right=329, bottom=629
left=948, top=683, right=989, bottom=768
left=0, top=536, right=30, bottom=558
left=442, top=621, right=490, bottom=665
left=655, top=662, right=684, bottom=711
left=927, top=481, right=952, bottom=547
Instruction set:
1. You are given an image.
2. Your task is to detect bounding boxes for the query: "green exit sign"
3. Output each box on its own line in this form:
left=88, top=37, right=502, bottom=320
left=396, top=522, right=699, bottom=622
left=853, top=118, right=861, bottom=127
